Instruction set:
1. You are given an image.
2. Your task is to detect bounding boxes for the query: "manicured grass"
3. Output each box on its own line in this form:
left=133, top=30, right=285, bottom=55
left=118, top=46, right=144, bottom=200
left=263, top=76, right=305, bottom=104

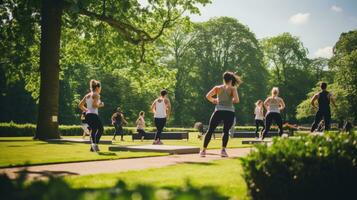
left=0, top=133, right=250, bottom=167
left=0, top=137, right=167, bottom=168
left=65, top=158, right=249, bottom=200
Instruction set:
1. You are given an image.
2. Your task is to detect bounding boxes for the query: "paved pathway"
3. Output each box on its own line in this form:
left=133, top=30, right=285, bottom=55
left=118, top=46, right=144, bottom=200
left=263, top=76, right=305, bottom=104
left=0, top=148, right=252, bottom=180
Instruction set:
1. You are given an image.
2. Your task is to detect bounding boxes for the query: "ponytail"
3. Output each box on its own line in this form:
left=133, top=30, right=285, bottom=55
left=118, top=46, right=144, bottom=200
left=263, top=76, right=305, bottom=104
left=223, top=72, right=242, bottom=87
left=90, top=79, right=101, bottom=91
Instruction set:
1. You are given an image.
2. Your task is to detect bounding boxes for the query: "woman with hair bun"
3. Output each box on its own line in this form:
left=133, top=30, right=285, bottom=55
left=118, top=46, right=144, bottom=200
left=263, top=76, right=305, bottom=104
left=79, top=79, right=104, bottom=152
left=200, top=71, right=242, bottom=157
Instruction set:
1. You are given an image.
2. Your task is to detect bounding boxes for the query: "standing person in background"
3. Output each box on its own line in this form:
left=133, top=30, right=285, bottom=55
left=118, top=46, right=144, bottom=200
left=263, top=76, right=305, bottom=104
left=151, top=89, right=171, bottom=145
left=200, top=71, right=241, bottom=158
left=79, top=79, right=104, bottom=152
left=111, top=107, right=128, bottom=141
left=261, top=87, right=286, bottom=140
left=310, top=82, right=336, bottom=132
left=254, top=100, right=265, bottom=139
left=136, top=111, right=146, bottom=142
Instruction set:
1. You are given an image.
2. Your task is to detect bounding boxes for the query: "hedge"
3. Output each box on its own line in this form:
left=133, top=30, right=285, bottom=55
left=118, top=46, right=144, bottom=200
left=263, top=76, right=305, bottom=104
left=241, top=131, right=357, bottom=200
left=0, top=173, right=228, bottom=200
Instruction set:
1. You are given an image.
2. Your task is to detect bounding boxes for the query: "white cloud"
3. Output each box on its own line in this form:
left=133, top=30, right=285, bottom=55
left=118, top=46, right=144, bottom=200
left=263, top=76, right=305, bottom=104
left=314, top=46, right=333, bottom=58
left=289, top=13, right=310, bottom=25
left=331, top=5, right=343, bottom=12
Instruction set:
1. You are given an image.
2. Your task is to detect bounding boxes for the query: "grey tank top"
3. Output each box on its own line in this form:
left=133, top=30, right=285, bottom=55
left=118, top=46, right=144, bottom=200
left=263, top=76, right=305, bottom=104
left=215, top=86, right=234, bottom=112
left=268, top=97, right=280, bottom=113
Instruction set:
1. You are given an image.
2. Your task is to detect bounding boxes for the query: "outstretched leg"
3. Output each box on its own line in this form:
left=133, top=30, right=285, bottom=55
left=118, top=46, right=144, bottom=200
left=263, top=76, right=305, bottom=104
left=203, top=111, right=222, bottom=148
left=311, top=111, right=323, bottom=132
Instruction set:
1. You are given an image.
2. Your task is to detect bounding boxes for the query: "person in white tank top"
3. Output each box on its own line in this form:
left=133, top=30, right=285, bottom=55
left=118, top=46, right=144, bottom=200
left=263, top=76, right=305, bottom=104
left=261, top=87, right=286, bottom=140
left=254, top=100, right=265, bottom=138
left=151, top=89, right=171, bottom=145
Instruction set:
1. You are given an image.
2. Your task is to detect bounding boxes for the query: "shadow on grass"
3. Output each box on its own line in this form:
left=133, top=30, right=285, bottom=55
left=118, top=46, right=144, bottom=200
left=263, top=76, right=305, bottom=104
left=178, top=161, right=216, bottom=166
left=0, top=139, right=33, bottom=142
left=97, top=152, right=117, bottom=156
left=15, top=169, right=79, bottom=179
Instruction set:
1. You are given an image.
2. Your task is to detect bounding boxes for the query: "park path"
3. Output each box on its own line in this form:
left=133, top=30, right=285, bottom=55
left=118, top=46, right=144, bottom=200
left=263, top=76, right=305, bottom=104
left=0, top=148, right=252, bottom=180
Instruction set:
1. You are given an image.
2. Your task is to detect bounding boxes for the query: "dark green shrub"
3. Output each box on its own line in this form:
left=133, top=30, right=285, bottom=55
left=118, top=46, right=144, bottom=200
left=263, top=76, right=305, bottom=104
left=0, top=173, right=228, bottom=200
left=241, top=132, right=357, bottom=200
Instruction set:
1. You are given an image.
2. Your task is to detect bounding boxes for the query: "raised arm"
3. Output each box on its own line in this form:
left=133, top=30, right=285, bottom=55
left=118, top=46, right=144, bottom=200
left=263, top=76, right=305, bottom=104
left=206, top=86, right=219, bottom=104
left=232, top=87, right=239, bottom=104
left=311, top=94, right=319, bottom=109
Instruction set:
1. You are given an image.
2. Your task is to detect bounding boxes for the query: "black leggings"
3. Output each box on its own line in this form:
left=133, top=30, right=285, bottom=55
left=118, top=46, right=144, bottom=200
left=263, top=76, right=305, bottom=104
left=113, top=123, right=123, bottom=139
left=154, top=118, right=166, bottom=140
left=311, top=110, right=331, bottom=132
left=255, top=119, right=265, bottom=138
left=85, top=113, right=103, bottom=144
left=262, top=112, right=283, bottom=138
left=204, top=110, right=235, bottom=148
left=137, top=129, right=146, bottom=138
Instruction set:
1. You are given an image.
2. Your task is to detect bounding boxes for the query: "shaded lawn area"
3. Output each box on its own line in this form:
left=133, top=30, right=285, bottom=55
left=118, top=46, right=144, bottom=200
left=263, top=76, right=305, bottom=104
left=65, top=158, right=249, bottom=200
left=0, top=133, right=251, bottom=168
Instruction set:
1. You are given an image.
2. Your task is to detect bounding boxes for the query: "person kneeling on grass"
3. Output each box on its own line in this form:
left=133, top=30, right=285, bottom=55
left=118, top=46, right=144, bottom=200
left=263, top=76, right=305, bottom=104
left=136, top=111, right=146, bottom=142
left=200, top=71, right=241, bottom=158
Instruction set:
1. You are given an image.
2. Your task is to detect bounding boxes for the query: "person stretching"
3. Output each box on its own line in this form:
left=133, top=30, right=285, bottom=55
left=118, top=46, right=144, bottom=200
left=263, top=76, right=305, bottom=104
left=111, top=107, right=128, bottom=141
left=79, top=79, right=104, bottom=152
left=254, top=100, right=265, bottom=138
left=310, top=82, right=336, bottom=132
left=151, top=89, right=171, bottom=145
left=200, top=71, right=241, bottom=157
left=261, top=87, right=286, bottom=140
left=136, top=111, right=146, bottom=142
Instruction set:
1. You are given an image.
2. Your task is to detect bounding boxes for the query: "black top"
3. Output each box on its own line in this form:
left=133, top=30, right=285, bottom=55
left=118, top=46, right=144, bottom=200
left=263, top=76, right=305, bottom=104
left=318, top=90, right=330, bottom=112
left=113, top=112, right=123, bottom=126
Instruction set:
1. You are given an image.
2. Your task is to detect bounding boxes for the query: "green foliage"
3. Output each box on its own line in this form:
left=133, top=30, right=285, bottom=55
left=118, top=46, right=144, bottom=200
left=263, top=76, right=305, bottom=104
left=241, top=132, right=357, bottom=200
left=0, top=173, right=228, bottom=200
left=329, top=30, right=357, bottom=122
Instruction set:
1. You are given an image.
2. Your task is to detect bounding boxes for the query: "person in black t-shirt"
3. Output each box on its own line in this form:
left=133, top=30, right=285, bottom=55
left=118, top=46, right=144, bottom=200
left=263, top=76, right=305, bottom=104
left=310, top=82, right=336, bottom=132
left=111, top=107, right=128, bottom=141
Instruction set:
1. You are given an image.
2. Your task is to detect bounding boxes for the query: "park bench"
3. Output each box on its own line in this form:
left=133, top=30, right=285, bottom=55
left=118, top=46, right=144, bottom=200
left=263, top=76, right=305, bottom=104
left=132, top=132, right=189, bottom=141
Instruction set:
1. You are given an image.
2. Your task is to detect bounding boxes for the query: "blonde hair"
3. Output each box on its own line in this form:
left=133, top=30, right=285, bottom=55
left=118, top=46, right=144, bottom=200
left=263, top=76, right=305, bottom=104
left=89, top=79, right=101, bottom=92
left=271, top=87, right=279, bottom=97
left=255, top=100, right=263, bottom=106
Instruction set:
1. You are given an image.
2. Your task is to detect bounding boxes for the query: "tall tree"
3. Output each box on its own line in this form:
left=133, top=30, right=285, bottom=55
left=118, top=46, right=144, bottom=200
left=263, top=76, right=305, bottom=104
left=261, top=33, right=313, bottom=122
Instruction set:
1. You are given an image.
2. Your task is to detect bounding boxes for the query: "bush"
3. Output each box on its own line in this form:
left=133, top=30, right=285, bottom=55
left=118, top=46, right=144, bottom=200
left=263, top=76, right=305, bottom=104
left=241, top=132, right=357, bottom=200
left=0, top=172, right=228, bottom=200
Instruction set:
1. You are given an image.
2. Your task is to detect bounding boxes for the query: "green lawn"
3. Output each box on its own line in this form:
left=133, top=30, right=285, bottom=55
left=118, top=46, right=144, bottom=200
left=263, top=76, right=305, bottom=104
left=65, top=158, right=249, bottom=200
left=0, top=133, right=250, bottom=167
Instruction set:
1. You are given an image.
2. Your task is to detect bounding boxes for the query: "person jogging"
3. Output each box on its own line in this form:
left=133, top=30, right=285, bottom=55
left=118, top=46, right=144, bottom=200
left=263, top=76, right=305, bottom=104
left=310, top=82, right=336, bottom=132
left=254, top=100, right=265, bottom=139
left=151, top=89, right=171, bottom=145
left=200, top=71, right=241, bottom=158
left=111, top=107, right=128, bottom=141
left=136, top=111, right=146, bottom=142
left=79, top=79, right=104, bottom=152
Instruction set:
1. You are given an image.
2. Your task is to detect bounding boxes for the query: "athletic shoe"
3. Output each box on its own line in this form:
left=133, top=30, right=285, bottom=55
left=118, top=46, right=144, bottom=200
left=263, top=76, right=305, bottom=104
left=90, top=147, right=94, bottom=152
left=152, top=140, right=158, bottom=145
left=120, top=138, right=125, bottom=142
left=91, top=144, right=97, bottom=152
left=157, top=140, right=163, bottom=145
left=221, top=149, right=229, bottom=157
left=199, top=150, right=206, bottom=157
left=112, top=138, right=116, bottom=141
left=95, top=145, right=100, bottom=152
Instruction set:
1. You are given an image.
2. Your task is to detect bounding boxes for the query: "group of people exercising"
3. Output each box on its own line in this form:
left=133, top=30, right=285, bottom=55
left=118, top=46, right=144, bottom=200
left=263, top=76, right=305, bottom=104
left=79, top=72, right=336, bottom=156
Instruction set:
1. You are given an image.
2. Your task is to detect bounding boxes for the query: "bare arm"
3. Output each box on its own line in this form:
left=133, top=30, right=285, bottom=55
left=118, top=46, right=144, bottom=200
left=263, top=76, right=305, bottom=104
left=206, top=86, right=219, bottom=104
left=311, top=94, right=318, bottom=108
left=232, top=87, right=239, bottom=104
left=279, top=98, right=286, bottom=111
left=151, top=99, right=156, bottom=113
left=264, top=97, right=270, bottom=110
left=165, top=98, right=172, bottom=117
left=92, top=93, right=104, bottom=108
left=78, top=96, right=87, bottom=112
left=111, top=113, right=116, bottom=124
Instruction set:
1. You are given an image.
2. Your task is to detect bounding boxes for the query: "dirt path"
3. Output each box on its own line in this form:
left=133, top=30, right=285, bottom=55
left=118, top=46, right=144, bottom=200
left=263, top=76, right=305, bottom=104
left=0, top=148, right=252, bottom=180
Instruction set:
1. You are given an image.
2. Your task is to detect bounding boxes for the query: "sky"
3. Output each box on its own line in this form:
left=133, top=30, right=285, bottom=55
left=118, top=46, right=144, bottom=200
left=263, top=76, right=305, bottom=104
left=188, top=0, right=357, bottom=58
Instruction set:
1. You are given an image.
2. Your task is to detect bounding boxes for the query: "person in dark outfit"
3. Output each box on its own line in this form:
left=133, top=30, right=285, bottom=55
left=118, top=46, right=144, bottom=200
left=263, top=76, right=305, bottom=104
left=310, top=82, right=336, bottom=132
left=111, top=107, right=128, bottom=141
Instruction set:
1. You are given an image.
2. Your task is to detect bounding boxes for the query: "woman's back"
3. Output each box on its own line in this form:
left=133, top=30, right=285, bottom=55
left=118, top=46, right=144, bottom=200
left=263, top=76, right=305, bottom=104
left=86, top=93, right=98, bottom=114
left=216, top=85, right=234, bottom=112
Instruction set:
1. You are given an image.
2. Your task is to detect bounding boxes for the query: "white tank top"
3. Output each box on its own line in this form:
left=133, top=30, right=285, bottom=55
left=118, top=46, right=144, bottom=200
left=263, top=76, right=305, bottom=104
left=154, top=99, right=166, bottom=118
left=268, top=97, right=280, bottom=113
left=254, top=106, right=264, bottom=120
left=86, top=93, right=98, bottom=115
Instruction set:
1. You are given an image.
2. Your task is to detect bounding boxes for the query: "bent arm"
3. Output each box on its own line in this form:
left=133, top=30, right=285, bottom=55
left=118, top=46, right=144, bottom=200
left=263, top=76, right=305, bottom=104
left=151, top=100, right=156, bottom=113
left=232, top=88, right=239, bottom=104
left=206, top=86, right=218, bottom=104
left=279, top=98, right=286, bottom=111
left=78, top=96, right=87, bottom=112
left=311, top=94, right=318, bottom=108
left=264, top=98, right=270, bottom=110
left=92, top=94, right=103, bottom=108
left=165, top=98, right=172, bottom=117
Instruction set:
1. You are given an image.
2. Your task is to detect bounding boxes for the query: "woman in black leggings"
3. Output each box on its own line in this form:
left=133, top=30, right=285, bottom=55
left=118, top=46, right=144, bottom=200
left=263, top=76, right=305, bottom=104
left=261, top=87, right=285, bottom=140
left=79, top=79, right=104, bottom=152
left=200, top=72, right=242, bottom=157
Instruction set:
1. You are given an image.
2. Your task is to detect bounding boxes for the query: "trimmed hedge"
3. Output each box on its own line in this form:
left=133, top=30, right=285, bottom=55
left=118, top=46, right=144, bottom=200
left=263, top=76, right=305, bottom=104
left=0, top=173, right=228, bottom=200
left=241, top=132, right=357, bottom=200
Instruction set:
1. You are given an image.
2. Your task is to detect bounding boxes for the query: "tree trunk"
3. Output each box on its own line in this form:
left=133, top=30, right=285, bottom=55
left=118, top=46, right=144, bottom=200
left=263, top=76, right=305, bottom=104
left=35, top=0, right=63, bottom=140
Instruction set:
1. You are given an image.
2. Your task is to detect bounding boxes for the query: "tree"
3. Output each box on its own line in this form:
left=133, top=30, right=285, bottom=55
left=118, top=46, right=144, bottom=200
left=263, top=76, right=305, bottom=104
left=261, top=33, right=313, bottom=122
left=1, top=0, right=210, bottom=139
left=329, top=30, right=357, bottom=122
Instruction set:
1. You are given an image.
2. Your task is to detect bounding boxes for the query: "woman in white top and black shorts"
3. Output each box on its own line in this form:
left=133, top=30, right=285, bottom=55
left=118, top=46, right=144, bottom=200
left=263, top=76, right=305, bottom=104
left=136, top=111, right=146, bottom=142
left=79, top=79, right=104, bottom=152
left=151, top=89, right=171, bottom=145
left=261, top=87, right=285, bottom=140
left=254, top=100, right=265, bottom=138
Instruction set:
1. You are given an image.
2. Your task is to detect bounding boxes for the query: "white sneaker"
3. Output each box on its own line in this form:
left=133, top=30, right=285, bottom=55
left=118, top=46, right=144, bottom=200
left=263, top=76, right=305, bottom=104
left=221, top=149, right=229, bottom=157
left=199, top=150, right=206, bottom=157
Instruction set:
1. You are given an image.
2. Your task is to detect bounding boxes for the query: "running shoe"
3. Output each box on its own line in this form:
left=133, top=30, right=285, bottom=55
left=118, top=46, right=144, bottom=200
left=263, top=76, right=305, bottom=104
left=221, top=149, right=229, bottom=157
left=199, top=149, right=206, bottom=157
left=91, top=144, right=97, bottom=152
left=152, top=140, right=158, bottom=145
left=157, top=140, right=163, bottom=145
